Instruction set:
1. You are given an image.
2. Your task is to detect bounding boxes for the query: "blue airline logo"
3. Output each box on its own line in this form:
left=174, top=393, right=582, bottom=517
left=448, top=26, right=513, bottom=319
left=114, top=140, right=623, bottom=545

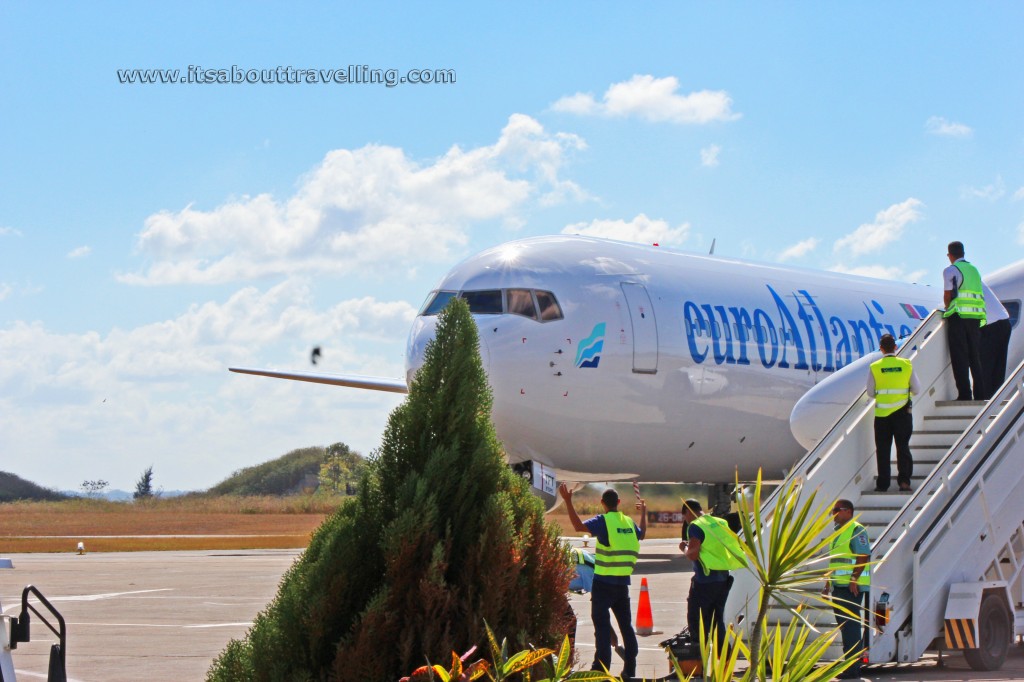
left=575, top=322, right=606, bottom=368
left=683, top=285, right=919, bottom=372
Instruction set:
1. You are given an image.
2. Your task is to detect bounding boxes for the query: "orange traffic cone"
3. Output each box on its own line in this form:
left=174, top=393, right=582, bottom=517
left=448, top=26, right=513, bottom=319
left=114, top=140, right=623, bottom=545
left=636, top=577, right=655, bottom=635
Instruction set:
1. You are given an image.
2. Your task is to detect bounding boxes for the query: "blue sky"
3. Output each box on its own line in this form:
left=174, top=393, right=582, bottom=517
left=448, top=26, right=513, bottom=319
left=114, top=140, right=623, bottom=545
left=1, top=4, right=1022, bottom=491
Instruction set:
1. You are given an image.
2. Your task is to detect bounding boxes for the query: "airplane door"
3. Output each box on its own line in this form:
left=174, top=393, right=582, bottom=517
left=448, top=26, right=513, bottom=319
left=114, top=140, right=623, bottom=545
left=621, top=283, right=659, bottom=374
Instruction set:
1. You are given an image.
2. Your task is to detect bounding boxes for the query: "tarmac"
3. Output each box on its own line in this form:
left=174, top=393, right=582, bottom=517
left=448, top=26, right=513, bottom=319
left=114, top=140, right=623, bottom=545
left=0, top=539, right=1022, bottom=681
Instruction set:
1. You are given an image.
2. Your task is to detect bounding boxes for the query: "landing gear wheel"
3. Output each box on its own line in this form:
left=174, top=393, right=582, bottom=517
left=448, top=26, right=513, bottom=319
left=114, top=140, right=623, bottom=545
left=964, top=594, right=1011, bottom=671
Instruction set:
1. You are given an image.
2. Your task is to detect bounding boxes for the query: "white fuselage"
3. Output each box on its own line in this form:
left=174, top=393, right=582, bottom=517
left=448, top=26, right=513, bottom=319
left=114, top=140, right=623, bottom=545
left=405, top=236, right=941, bottom=482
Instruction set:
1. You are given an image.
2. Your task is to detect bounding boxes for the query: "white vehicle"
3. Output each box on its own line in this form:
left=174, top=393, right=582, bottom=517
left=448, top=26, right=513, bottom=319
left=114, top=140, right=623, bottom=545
left=231, top=235, right=1024, bottom=503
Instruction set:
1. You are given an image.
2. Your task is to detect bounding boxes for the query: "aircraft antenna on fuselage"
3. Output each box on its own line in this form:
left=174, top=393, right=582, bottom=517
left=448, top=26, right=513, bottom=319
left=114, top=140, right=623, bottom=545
left=709, top=239, right=716, bottom=255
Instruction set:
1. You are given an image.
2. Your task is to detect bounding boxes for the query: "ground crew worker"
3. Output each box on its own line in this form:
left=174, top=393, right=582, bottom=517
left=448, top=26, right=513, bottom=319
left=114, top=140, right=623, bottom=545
left=559, top=483, right=646, bottom=679
left=822, top=499, right=870, bottom=679
left=943, top=241, right=988, bottom=401
left=679, top=498, right=745, bottom=650
left=980, top=281, right=1012, bottom=399
left=868, top=333, right=920, bottom=492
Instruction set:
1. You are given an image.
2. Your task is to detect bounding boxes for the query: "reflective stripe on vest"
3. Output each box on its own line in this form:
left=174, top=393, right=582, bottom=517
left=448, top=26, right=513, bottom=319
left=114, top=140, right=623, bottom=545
left=870, top=356, right=913, bottom=417
left=690, top=515, right=746, bottom=575
left=944, top=261, right=987, bottom=324
left=594, top=511, right=639, bottom=577
left=829, top=521, right=870, bottom=587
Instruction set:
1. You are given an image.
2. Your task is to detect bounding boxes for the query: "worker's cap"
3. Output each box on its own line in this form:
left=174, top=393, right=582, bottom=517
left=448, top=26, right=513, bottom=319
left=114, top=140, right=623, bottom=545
left=682, top=498, right=702, bottom=514
left=601, top=489, right=619, bottom=506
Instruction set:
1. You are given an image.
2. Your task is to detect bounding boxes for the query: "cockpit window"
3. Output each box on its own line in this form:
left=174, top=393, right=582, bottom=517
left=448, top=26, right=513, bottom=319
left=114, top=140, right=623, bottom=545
left=535, top=290, right=563, bottom=321
left=506, top=289, right=537, bottom=320
left=460, top=289, right=503, bottom=314
left=418, top=287, right=562, bottom=321
left=420, top=290, right=457, bottom=316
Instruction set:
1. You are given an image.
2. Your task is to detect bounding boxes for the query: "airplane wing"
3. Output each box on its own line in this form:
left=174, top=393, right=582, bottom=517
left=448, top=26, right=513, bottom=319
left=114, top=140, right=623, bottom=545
left=229, top=367, right=409, bottom=394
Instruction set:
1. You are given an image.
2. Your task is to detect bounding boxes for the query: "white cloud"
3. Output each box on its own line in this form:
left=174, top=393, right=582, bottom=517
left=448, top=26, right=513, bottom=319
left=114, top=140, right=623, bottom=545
left=925, top=116, right=972, bottom=138
left=561, top=213, right=690, bottom=247
left=961, top=175, right=1005, bottom=201
left=1011, top=187, right=1024, bottom=202
left=552, top=75, right=740, bottom=125
left=0, top=226, right=22, bottom=237
left=67, top=245, right=92, bottom=259
left=0, top=280, right=416, bottom=489
left=700, top=144, right=721, bottom=167
left=119, top=115, right=586, bottom=285
left=833, top=198, right=924, bottom=257
left=1017, top=222, right=1024, bottom=245
left=829, top=263, right=928, bottom=284
left=0, top=283, right=11, bottom=301
left=550, top=92, right=598, bottom=116
left=777, top=237, right=819, bottom=262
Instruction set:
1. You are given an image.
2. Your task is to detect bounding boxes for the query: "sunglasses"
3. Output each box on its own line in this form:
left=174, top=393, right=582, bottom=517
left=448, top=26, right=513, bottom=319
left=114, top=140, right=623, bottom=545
left=831, top=507, right=850, bottom=513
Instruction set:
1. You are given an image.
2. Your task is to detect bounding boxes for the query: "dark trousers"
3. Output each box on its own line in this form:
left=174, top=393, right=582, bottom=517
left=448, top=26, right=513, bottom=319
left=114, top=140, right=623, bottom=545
left=686, top=577, right=732, bottom=651
left=981, top=318, right=1012, bottom=399
left=875, top=406, right=913, bottom=491
left=831, top=585, right=867, bottom=674
left=947, top=314, right=986, bottom=400
left=591, top=580, right=638, bottom=677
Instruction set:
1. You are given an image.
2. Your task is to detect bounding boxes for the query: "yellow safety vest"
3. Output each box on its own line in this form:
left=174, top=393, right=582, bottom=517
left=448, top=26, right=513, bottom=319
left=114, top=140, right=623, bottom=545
left=829, top=521, right=870, bottom=587
left=690, top=515, right=746, bottom=575
left=870, top=356, right=913, bottom=417
left=944, top=260, right=987, bottom=324
left=594, top=512, right=640, bottom=577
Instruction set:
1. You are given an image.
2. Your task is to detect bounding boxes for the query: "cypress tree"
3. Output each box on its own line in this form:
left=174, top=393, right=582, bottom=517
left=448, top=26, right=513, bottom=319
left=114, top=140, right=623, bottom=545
left=208, top=298, right=573, bottom=681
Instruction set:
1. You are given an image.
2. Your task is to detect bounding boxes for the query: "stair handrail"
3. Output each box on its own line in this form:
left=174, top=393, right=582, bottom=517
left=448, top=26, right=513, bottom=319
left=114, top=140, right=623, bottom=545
left=10, top=584, right=67, bottom=676
left=727, top=310, right=946, bottom=630
left=867, top=353, right=1024, bottom=660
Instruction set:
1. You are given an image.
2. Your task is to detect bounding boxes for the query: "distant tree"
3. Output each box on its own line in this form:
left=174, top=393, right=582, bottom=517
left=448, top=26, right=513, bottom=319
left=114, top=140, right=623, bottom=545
left=317, top=442, right=365, bottom=495
left=134, top=466, right=154, bottom=500
left=80, top=479, right=108, bottom=498
left=208, top=298, right=573, bottom=681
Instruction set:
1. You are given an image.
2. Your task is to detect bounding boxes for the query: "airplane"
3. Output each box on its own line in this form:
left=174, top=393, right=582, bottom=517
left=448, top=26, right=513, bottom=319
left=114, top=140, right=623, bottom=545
left=230, top=235, right=1024, bottom=509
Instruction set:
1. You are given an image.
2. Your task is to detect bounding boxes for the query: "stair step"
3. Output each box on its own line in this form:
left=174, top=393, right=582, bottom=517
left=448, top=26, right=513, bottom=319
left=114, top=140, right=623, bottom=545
left=911, top=432, right=973, bottom=447
left=921, top=411, right=983, bottom=421
left=934, top=400, right=988, bottom=408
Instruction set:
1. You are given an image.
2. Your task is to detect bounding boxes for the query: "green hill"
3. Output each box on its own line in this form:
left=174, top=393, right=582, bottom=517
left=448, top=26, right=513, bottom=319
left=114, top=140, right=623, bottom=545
left=0, top=471, right=68, bottom=502
left=206, top=443, right=366, bottom=496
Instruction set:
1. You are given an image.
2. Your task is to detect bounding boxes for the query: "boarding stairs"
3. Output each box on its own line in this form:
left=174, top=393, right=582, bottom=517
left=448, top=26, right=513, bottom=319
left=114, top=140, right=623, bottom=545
left=726, top=310, right=1024, bottom=670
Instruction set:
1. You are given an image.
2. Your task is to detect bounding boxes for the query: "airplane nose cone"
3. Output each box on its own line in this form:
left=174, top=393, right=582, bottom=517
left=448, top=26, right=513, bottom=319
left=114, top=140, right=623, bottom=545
left=405, top=315, right=490, bottom=386
left=790, top=351, right=881, bottom=450
left=405, top=317, right=434, bottom=385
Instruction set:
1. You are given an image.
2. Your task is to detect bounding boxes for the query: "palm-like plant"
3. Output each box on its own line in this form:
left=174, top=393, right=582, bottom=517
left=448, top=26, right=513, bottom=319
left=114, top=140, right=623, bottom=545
left=481, top=622, right=615, bottom=682
left=670, top=470, right=867, bottom=681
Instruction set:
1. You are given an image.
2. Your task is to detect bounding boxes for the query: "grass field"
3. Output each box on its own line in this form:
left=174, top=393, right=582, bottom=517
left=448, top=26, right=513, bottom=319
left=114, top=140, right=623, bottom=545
left=1, top=486, right=692, bottom=552
left=0, top=496, right=343, bottom=553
